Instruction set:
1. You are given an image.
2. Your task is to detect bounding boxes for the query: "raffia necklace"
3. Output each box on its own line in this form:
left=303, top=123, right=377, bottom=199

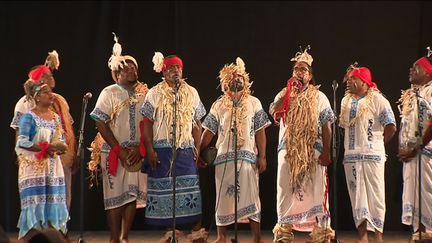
left=339, top=89, right=374, bottom=128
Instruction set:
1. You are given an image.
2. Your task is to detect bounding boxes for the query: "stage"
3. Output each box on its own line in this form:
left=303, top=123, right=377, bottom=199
left=5, top=230, right=415, bottom=243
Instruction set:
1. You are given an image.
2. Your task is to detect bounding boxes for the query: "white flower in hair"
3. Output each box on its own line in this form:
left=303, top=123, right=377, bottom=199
left=152, top=52, right=164, bottom=73
left=290, top=45, right=313, bottom=66
left=108, top=32, right=127, bottom=71
left=427, top=46, right=431, bottom=58
left=45, top=50, right=60, bottom=70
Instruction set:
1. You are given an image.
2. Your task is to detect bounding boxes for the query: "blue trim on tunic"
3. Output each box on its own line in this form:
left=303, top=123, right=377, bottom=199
left=318, top=107, right=336, bottom=126
left=213, top=150, right=257, bottom=165
left=202, top=113, right=218, bottom=135
left=90, top=108, right=110, bottom=122
left=217, top=204, right=259, bottom=225
left=343, top=154, right=382, bottom=163
left=140, top=101, right=155, bottom=120
left=379, top=109, right=396, bottom=126
left=279, top=205, right=324, bottom=224
left=254, top=109, right=270, bottom=132
left=348, top=98, right=358, bottom=150
left=195, top=101, right=207, bottom=121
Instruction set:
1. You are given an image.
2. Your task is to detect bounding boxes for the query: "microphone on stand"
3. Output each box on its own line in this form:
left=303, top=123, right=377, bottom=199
left=83, top=92, right=93, bottom=100
left=332, top=80, right=339, bottom=91
left=77, top=91, right=92, bottom=243
left=174, top=78, right=181, bottom=91
left=229, top=79, right=242, bottom=107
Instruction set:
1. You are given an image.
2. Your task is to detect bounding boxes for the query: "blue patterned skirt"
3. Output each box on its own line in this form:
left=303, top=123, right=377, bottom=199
left=143, top=147, right=202, bottom=226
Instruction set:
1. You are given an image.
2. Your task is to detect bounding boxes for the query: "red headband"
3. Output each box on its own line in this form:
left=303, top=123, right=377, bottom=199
left=162, top=56, right=183, bottom=72
left=415, top=57, right=432, bottom=76
left=349, top=67, right=377, bottom=89
left=28, top=66, right=51, bottom=84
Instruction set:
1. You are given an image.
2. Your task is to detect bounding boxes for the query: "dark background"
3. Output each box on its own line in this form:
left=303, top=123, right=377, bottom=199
left=1, top=0, right=431, bottom=234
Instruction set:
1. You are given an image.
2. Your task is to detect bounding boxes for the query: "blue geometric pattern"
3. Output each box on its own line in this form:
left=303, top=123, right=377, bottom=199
left=348, top=99, right=358, bottom=150
left=104, top=184, right=147, bottom=209
left=379, top=109, right=396, bottom=126
left=151, top=139, right=194, bottom=149
left=253, top=109, right=270, bottom=132
left=202, top=113, right=219, bottom=134
left=279, top=205, right=323, bottom=224
left=195, top=101, right=207, bottom=121
left=129, top=102, right=137, bottom=141
left=343, top=154, right=382, bottom=163
left=318, top=107, right=336, bottom=126
left=217, top=204, right=258, bottom=225
left=403, top=203, right=432, bottom=228
left=214, top=150, right=256, bottom=165
left=101, top=141, right=140, bottom=153
left=146, top=175, right=201, bottom=219
left=90, top=108, right=110, bottom=123
left=367, top=119, right=373, bottom=142
left=140, top=101, right=155, bottom=120
left=353, top=207, right=384, bottom=230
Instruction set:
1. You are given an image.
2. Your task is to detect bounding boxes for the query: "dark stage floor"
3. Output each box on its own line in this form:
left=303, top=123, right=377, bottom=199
left=4, top=230, right=416, bottom=243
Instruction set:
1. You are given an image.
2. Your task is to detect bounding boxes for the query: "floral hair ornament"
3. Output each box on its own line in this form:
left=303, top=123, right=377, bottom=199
left=218, top=57, right=252, bottom=95
left=107, top=32, right=138, bottom=81
left=152, top=52, right=164, bottom=73
left=44, top=50, right=60, bottom=71
left=152, top=52, right=184, bottom=73
left=290, top=45, right=313, bottom=66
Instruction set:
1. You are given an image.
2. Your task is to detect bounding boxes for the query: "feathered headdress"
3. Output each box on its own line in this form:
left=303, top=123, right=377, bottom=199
left=290, top=45, right=313, bottom=66
left=107, top=32, right=138, bottom=73
left=44, top=50, right=60, bottom=71
left=219, top=57, right=252, bottom=94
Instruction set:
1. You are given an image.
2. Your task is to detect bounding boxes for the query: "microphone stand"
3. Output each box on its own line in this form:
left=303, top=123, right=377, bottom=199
left=77, top=94, right=91, bottom=243
left=231, top=84, right=239, bottom=243
left=414, top=89, right=423, bottom=242
left=330, top=80, right=340, bottom=243
left=170, top=81, right=180, bottom=243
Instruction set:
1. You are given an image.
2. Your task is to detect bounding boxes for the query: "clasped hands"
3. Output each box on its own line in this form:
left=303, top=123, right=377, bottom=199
left=118, top=147, right=142, bottom=167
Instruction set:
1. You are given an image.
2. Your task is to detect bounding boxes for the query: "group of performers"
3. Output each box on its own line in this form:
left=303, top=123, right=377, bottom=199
left=10, top=33, right=432, bottom=243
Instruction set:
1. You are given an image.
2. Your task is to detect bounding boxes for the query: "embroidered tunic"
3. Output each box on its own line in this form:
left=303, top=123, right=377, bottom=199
left=202, top=95, right=271, bottom=225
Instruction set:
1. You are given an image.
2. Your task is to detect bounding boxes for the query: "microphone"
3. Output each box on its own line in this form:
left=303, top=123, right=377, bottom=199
left=83, top=92, right=93, bottom=100
left=332, top=80, right=339, bottom=90
left=174, top=78, right=181, bottom=90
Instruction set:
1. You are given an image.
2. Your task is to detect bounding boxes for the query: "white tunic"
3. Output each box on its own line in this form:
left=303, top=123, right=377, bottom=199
left=90, top=84, right=147, bottom=210
left=203, top=95, right=271, bottom=225
left=399, top=83, right=432, bottom=232
left=341, top=90, right=396, bottom=232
